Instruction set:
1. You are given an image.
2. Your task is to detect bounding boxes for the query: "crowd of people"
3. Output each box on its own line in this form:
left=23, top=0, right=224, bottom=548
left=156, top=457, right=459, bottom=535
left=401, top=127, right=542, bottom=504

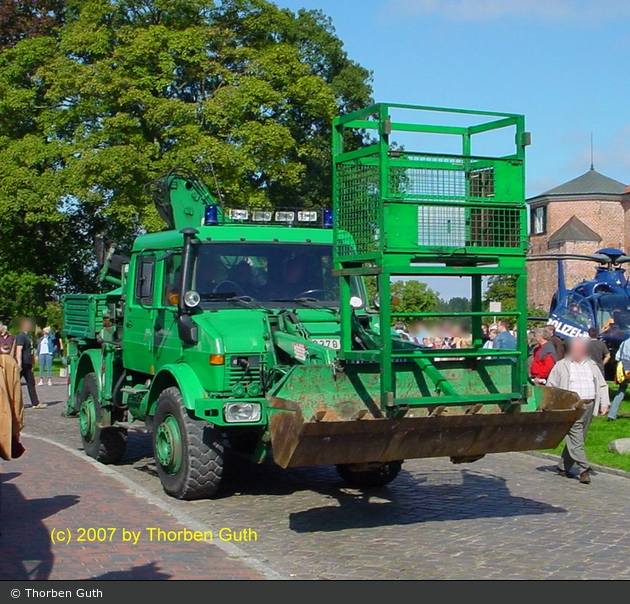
left=393, top=316, right=629, bottom=485
left=394, top=319, right=518, bottom=351
left=0, top=319, right=64, bottom=409
left=0, top=317, right=65, bottom=461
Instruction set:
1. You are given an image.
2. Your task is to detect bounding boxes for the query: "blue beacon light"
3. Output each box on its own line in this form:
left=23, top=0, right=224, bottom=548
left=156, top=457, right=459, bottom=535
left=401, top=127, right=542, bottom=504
left=323, top=209, right=333, bottom=229
left=204, top=205, right=219, bottom=226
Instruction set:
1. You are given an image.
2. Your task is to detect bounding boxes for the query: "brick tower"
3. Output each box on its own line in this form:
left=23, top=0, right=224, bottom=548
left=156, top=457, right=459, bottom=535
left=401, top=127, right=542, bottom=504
left=527, top=167, right=629, bottom=309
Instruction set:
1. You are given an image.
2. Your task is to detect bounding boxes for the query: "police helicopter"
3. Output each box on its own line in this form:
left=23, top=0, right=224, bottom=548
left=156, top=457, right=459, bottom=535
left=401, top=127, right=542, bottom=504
left=528, top=248, right=630, bottom=345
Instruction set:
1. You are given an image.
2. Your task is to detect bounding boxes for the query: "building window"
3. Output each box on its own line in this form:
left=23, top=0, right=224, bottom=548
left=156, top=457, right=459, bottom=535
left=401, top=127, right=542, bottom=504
left=531, top=206, right=547, bottom=235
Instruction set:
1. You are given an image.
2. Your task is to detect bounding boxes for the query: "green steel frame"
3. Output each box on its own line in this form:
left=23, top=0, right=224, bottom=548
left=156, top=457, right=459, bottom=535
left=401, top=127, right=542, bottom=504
left=332, top=102, right=531, bottom=410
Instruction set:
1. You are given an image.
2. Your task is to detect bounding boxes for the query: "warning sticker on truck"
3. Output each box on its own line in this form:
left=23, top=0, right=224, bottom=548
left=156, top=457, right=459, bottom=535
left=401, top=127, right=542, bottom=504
left=293, top=343, right=308, bottom=361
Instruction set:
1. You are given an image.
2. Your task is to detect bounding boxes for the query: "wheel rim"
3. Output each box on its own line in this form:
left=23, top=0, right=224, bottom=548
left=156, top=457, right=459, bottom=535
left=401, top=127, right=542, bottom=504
left=155, top=414, right=183, bottom=475
left=79, top=395, right=97, bottom=443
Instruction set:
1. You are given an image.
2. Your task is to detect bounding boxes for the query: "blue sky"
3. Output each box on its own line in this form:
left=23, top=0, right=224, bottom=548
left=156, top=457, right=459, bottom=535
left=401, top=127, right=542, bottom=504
left=279, top=0, right=630, bottom=196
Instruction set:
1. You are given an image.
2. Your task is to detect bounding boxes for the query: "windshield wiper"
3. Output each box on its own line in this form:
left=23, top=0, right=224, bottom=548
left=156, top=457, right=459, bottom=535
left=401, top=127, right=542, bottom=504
left=223, top=296, right=273, bottom=313
left=270, top=297, right=336, bottom=311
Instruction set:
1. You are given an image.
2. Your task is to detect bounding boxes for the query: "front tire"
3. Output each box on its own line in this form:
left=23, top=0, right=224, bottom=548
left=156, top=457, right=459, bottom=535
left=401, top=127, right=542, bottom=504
left=78, top=372, right=126, bottom=464
left=336, top=461, right=403, bottom=488
left=152, top=387, right=224, bottom=500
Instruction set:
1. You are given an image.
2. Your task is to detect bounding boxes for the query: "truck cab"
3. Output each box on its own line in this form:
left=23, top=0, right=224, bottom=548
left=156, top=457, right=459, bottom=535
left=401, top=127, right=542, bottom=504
left=123, top=222, right=366, bottom=410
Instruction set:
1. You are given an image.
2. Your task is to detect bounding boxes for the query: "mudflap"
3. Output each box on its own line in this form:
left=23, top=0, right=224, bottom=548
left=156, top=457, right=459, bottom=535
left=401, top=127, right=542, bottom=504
left=268, top=387, right=583, bottom=469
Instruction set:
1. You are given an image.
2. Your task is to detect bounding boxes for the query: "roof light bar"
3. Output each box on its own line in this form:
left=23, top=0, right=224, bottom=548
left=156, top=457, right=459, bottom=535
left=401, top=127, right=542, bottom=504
left=297, top=211, right=318, bottom=222
left=252, top=210, right=273, bottom=222
left=275, top=211, right=295, bottom=223
left=203, top=206, right=333, bottom=228
left=229, top=209, right=249, bottom=221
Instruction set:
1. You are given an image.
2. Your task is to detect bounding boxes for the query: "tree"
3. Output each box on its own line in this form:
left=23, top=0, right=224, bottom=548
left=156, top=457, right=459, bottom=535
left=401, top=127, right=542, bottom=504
left=390, top=280, right=439, bottom=318
left=484, top=275, right=517, bottom=311
left=436, top=296, right=471, bottom=313
left=483, top=275, right=549, bottom=325
left=0, top=0, right=65, bottom=49
left=0, top=0, right=373, bottom=318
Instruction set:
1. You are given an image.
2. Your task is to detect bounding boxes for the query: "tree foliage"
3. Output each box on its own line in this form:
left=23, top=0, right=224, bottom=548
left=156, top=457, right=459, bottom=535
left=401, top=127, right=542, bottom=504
left=436, top=296, right=471, bottom=313
left=0, top=0, right=373, bottom=319
left=484, top=275, right=517, bottom=311
left=391, top=280, right=439, bottom=317
left=0, top=0, right=65, bottom=49
left=483, top=275, right=549, bottom=324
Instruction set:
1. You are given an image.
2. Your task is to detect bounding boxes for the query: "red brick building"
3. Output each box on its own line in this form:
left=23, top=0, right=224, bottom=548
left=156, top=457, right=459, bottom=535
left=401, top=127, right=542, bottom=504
left=527, top=167, right=629, bottom=309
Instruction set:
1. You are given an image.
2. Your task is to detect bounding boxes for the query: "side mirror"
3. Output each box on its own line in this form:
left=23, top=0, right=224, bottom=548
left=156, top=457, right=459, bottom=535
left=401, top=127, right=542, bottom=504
left=177, top=313, right=198, bottom=345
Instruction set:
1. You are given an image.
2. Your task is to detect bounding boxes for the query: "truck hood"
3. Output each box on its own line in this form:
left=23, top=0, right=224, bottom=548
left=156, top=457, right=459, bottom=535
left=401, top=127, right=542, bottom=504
left=194, top=310, right=270, bottom=354
left=193, top=307, right=342, bottom=354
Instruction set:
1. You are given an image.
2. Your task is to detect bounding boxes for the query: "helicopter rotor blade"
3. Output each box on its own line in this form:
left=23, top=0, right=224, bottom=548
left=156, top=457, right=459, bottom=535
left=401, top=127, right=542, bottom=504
left=613, top=255, right=630, bottom=264
left=526, top=253, right=612, bottom=263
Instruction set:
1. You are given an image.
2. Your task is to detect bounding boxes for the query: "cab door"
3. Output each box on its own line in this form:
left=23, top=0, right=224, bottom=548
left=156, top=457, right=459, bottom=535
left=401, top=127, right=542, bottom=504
left=153, top=252, right=183, bottom=366
left=122, top=253, right=158, bottom=373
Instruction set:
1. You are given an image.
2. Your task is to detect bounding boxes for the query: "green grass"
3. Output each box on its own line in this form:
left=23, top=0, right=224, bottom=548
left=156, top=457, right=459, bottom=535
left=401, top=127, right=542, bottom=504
left=546, top=384, right=630, bottom=473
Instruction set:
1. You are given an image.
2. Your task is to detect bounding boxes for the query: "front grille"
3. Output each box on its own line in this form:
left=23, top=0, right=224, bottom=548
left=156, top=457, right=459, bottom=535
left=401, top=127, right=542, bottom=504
left=226, top=356, right=262, bottom=389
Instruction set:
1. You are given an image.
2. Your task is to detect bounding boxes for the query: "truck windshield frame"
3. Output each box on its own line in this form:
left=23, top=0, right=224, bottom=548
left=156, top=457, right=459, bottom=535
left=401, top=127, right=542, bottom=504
left=188, top=242, right=363, bottom=309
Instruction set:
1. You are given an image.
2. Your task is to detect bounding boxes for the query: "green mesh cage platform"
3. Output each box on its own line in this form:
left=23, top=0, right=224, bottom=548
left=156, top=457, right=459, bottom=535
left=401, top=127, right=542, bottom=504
left=332, top=104, right=529, bottom=262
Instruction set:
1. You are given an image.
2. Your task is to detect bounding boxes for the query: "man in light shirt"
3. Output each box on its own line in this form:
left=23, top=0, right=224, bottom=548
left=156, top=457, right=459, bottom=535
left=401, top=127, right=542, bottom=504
left=547, top=337, right=609, bottom=484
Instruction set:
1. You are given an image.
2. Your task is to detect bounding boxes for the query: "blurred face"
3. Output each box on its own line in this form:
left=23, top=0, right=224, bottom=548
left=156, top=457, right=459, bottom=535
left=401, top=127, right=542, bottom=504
left=0, top=325, right=6, bottom=335
left=568, top=338, right=589, bottom=362
left=232, top=263, right=253, bottom=282
left=20, top=319, right=33, bottom=333
left=286, top=258, right=306, bottom=284
left=489, top=330, right=497, bottom=340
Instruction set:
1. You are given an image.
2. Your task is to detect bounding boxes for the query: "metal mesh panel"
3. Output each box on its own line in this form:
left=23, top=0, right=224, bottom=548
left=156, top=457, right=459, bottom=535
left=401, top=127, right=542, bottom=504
left=391, top=165, right=466, bottom=199
left=469, top=207, right=522, bottom=248
left=417, top=206, right=466, bottom=247
left=468, top=167, right=495, bottom=198
left=388, top=157, right=495, bottom=200
left=335, top=161, right=380, bottom=257
left=418, top=205, right=523, bottom=248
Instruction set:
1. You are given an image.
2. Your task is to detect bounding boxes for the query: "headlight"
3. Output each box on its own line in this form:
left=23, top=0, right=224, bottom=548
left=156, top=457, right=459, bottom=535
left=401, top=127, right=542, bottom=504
left=183, top=290, right=201, bottom=308
left=224, top=402, right=262, bottom=423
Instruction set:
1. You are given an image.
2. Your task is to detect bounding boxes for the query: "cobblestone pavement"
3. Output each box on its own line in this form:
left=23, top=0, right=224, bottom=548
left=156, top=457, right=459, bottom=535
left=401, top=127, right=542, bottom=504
left=16, top=381, right=630, bottom=579
left=1, top=435, right=263, bottom=580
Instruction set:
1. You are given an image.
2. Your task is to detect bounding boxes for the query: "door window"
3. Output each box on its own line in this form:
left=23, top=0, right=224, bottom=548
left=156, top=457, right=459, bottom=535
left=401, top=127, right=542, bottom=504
left=163, top=253, right=183, bottom=306
left=135, top=256, right=155, bottom=305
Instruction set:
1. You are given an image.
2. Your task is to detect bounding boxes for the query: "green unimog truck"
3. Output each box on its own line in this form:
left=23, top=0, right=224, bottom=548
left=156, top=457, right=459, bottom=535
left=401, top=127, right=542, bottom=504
left=63, top=103, right=582, bottom=500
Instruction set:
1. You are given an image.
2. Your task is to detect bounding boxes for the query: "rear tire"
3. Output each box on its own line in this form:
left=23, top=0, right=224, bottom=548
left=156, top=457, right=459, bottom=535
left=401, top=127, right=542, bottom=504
left=152, top=387, right=224, bottom=500
left=78, top=373, right=126, bottom=464
left=336, top=461, right=403, bottom=488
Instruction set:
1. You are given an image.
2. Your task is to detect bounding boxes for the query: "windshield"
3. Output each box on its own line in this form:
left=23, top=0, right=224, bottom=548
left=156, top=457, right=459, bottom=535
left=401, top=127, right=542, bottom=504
left=192, top=243, right=362, bottom=307
left=596, top=294, right=630, bottom=334
left=554, top=293, right=594, bottom=329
